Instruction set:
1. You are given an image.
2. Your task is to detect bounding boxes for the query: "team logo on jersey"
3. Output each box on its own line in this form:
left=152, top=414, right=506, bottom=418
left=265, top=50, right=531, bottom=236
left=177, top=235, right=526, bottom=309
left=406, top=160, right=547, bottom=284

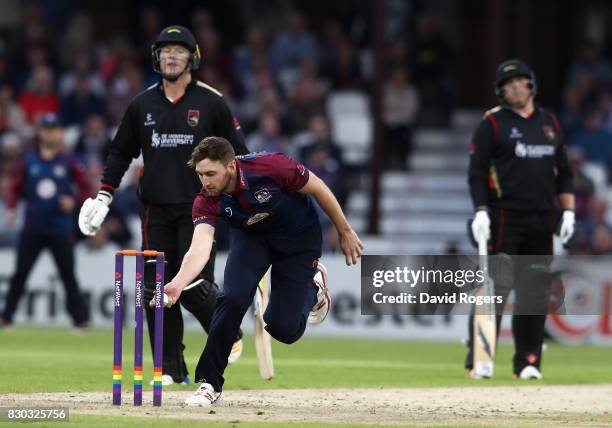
left=53, top=165, right=66, bottom=178
left=36, top=178, right=57, bottom=199
left=509, top=127, right=523, bottom=139
left=187, top=109, right=200, bottom=127
left=254, top=188, right=272, bottom=203
left=542, top=125, right=556, bottom=141
left=233, top=116, right=241, bottom=130
left=224, top=207, right=233, bottom=217
left=144, top=113, right=155, bottom=126
left=296, top=163, right=306, bottom=176
left=245, top=212, right=271, bottom=226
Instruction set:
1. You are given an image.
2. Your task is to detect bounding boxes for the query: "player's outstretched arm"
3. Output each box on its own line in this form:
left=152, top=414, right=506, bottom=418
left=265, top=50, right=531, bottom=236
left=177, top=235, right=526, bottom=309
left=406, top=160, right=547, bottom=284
left=162, top=223, right=215, bottom=306
left=299, top=172, right=364, bottom=265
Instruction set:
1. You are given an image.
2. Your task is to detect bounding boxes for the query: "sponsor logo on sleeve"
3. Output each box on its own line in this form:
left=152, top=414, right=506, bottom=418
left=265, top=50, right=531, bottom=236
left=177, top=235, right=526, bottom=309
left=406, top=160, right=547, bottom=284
left=193, top=215, right=209, bottom=224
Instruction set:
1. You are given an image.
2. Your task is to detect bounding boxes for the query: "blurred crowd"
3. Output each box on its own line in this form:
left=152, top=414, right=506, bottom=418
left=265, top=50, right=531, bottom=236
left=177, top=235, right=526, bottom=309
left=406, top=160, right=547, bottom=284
left=0, top=4, right=461, bottom=251
left=559, top=40, right=612, bottom=254
left=4, top=3, right=612, bottom=254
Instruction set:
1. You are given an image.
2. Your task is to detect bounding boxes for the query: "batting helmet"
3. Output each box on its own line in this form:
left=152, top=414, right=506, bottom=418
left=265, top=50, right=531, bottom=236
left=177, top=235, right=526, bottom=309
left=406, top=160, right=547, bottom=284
left=151, top=25, right=201, bottom=73
left=494, top=59, right=536, bottom=99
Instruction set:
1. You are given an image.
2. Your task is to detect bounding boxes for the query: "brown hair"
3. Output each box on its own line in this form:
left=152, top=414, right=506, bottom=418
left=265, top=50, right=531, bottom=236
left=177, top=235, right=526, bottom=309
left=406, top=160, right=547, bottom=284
left=187, top=136, right=235, bottom=168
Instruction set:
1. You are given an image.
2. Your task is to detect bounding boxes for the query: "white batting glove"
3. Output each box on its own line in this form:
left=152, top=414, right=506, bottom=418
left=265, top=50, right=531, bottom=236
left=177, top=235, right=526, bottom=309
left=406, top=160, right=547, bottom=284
left=557, top=210, right=575, bottom=245
left=78, top=190, right=113, bottom=236
left=471, top=209, right=490, bottom=244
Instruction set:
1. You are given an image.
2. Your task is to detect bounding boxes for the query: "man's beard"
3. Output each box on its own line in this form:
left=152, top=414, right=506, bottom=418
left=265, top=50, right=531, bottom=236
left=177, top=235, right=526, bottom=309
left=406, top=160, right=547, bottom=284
left=208, top=170, right=232, bottom=196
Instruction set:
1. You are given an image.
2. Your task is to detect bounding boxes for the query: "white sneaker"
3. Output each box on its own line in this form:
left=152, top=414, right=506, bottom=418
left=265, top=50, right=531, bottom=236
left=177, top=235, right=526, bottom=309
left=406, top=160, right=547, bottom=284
left=149, top=374, right=190, bottom=386
left=227, top=339, right=243, bottom=364
left=519, top=365, right=543, bottom=380
left=185, top=382, right=222, bottom=406
left=308, top=263, right=331, bottom=325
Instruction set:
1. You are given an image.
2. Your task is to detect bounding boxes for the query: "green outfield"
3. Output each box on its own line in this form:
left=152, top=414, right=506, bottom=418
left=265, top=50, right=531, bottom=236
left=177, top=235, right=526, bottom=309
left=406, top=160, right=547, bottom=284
left=2, top=327, right=611, bottom=392
left=1, top=327, right=611, bottom=427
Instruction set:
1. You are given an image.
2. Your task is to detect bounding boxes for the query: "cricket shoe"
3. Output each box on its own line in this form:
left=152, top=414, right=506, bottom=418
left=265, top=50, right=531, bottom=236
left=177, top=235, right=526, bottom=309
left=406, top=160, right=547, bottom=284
left=227, top=338, right=243, bottom=364
left=0, top=317, right=13, bottom=330
left=518, top=365, right=543, bottom=380
left=308, top=262, right=331, bottom=324
left=72, top=321, right=92, bottom=335
left=149, top=374, right=190, bottom=386
left=185, top=382, right=222, bottom=406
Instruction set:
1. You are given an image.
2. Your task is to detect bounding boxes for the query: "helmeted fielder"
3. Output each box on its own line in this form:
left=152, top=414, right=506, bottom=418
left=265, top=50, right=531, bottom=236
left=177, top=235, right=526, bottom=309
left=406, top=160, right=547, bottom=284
left=79, top=25, right=248, bottom=385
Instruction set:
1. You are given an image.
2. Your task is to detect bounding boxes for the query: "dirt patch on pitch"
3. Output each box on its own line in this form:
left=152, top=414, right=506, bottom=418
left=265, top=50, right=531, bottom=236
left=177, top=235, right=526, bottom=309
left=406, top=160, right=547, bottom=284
left=3, top=385, right=612, bottom=426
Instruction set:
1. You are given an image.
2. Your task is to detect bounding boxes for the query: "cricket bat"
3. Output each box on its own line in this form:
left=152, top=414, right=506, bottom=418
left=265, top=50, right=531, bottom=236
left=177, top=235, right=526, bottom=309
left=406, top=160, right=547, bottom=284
left=472, top=235, right=496, bottom=379
left=254, top=270, right=274, bottom=380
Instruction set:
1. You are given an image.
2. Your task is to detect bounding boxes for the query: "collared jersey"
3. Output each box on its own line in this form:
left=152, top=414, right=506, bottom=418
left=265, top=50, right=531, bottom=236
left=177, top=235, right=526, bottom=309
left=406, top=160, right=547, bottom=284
left=468, top=106, right=573, bottom=211
left=7, top=150, right=91, bottom=235
left=101, top=78, right=248, bottom=204
left=192, top=152, right=319, bottom=235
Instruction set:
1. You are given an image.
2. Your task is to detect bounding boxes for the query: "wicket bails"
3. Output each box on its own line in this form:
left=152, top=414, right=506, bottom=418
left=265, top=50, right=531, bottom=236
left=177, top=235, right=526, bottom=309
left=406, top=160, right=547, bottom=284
left=113, top=250, right=165, bottom=406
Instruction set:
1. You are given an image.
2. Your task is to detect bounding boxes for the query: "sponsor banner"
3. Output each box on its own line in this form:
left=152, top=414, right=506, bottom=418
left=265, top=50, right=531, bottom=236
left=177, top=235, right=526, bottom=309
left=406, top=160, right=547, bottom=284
left=0, top=248, right=610, bottom=345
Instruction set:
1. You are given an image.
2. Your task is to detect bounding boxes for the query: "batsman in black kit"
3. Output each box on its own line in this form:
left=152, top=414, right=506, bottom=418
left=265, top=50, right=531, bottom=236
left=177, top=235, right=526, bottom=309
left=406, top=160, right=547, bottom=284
left=467, top=59, right=575, bottom=379
left=78, top=26, right=248, bottom=384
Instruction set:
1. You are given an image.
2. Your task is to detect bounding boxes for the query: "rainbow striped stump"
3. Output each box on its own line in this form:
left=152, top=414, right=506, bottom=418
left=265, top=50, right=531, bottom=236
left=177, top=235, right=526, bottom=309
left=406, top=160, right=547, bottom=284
left=134, top=254, right=144, bottom=406
left=113, top=250, right=164, bottom=407
left=133, top=366, right=143, bottom=406
left=152, top=253, right=164, bottom=407
left=112, top=253, right=123, bottom=406
left=153, top=368, right=163, bottom=406
left=112, top=365, right=122, bottom=406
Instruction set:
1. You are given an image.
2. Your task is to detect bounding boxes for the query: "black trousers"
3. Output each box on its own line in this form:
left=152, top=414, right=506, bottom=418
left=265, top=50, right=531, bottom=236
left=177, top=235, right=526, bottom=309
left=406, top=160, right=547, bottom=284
left=465, top=208, right=555, bottom=374
left=141, top=203, right=218, bottom=382
left=1, top=231, right=88, bottom=325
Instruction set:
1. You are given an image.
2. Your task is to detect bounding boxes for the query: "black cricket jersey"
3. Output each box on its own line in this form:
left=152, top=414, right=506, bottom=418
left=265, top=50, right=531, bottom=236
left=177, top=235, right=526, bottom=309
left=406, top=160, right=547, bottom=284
left=101, top=78, right=248, bottom=204
left=468, top=106, right=573, bottom=212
